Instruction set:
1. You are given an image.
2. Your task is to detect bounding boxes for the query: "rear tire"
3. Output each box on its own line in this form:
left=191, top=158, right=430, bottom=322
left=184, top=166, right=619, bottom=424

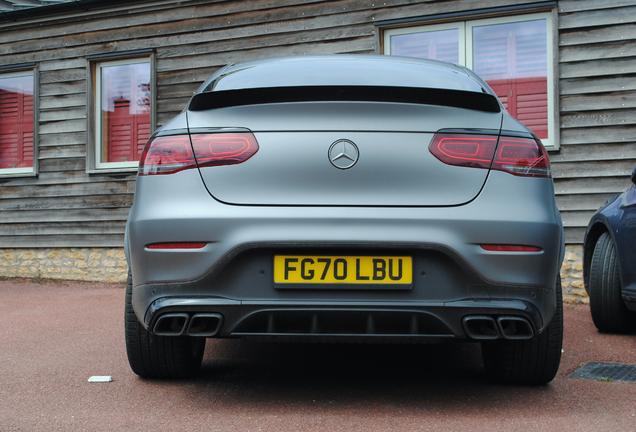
left=125, top=271, right=205, bottom=378
left=481, top=276, right=563, bottom=385
left=588, top=232, right=636, bottom=333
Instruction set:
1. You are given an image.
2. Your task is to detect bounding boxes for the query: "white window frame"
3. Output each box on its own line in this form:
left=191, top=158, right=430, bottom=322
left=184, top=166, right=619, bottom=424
left=0, top=69, right=36, bottom=176
left=384, top=12, right=556, bottom=149
left=94, top=57, right=151, bottom=170
left=384, top=22, right=466, bottom=65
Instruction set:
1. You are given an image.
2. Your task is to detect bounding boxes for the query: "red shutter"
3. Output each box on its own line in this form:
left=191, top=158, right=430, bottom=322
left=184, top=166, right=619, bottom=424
left=107, top=97, right=132, bottom=162
left=473, top=20, right=548, bottom=139
left=0, top=86, right=33, bottom=169
left=106, top=97, right=150, bottom=162
left=487, top=77, right=547, bottom=139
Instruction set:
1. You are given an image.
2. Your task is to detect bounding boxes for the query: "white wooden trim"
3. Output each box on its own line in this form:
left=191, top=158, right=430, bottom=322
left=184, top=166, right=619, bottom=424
left=0, top=70, right=33, bottom=79
left=384, top=11, right=556, bottom=149
left=0, top=167, right=33, bottom=175
left=384, top=22, right=465, bottom=64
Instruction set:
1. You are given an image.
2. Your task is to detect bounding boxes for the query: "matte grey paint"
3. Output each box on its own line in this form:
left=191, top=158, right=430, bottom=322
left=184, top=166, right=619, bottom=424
left=129, top=169, right=561, bottom=288
left=127, top=55, right=563, bottom=341
left=188, top=103, right=503, bottom=206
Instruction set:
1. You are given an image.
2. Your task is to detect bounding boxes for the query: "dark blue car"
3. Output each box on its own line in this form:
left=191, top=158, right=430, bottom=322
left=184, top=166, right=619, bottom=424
left=584, top=164, right=636, bottom=332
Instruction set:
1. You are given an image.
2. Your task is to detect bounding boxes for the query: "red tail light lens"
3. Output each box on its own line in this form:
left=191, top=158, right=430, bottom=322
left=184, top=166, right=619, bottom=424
left=429, top=133, right=551, bottom=178
left=429, top=134, right=498, bottom=169
left=191, top=133, right=259, bottom=168
left=138, top=135, right=196, bottom=176
left=492, top=137, right=551, bottom=178
left=139, top=133, right=259, bottom=176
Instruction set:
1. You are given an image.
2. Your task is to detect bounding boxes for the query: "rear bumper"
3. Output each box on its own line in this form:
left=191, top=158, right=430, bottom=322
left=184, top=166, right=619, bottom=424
left=132, top=243, right=557, bottom=340
left=140, top=296, right=548, bottom=342
left=128, top=170, right=563, bottom=284
left=127, top=169, right=563, bottom=341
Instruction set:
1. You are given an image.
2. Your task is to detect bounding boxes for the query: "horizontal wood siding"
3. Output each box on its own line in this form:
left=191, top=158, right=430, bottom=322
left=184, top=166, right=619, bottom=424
left=0, top=0, right=384, bottom=247
left=555, top=0, right=636, bottom=243
left=0, top=0, right=633, bottom=246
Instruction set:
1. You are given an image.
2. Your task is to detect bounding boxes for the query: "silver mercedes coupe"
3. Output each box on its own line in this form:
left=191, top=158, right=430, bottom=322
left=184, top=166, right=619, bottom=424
left=124, top=55, right=565, bottom=385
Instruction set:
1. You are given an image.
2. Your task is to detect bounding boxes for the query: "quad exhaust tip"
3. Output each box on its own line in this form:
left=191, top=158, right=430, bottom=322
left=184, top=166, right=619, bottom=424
left=154, top=313, right=189, bottom=336
left=153, top=313, right=223, bottom=337
left=187, top=313, right=223, bottom=337
left=463, top=316, right=499, bottom=340
left=496, top=316, right=534, bottom=339
left=463, top=315, right=534, bottom=340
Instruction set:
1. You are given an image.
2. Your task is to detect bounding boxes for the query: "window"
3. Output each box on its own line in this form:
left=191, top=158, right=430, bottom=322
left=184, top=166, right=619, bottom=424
left=384, top=12, right=556, bottom=148
left=0, top=70, right=35, bottom=175
left=92, top=57, right=152, bottom=170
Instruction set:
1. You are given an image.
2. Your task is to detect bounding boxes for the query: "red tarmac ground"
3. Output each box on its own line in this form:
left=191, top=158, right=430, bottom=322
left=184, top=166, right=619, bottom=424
left=1, top=277, right=636, bottom=431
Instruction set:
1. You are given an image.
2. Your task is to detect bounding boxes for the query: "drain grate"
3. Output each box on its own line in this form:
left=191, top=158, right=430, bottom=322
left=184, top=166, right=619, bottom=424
left=569, top=362, right=636, bottom=383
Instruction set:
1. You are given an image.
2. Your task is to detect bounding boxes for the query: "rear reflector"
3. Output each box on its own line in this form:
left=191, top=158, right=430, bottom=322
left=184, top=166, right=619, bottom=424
left=429, top=133, right=551, bottom=178
left=147, top=243, right=207, bottom=250
left=481, top=245, right=542, bottom=252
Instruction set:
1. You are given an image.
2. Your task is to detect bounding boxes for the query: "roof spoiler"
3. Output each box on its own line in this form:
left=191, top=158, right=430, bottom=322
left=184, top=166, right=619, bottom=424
left=188, top=86, right=501, bottom=113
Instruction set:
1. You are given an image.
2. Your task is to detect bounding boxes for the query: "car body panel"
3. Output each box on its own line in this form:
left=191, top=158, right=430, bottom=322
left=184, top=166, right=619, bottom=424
left=196, top=131, right=496, bottom=207
left=188, top=102, right=503, bottom=206
left=129, top=168, right=560, bottom=285
left=584, top=182, right=636, bottom=305
left=128, top=167, right=562, bottom=336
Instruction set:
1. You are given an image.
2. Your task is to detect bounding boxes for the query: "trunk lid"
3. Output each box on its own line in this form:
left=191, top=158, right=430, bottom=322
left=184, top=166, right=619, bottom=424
left=187, top=102, right=502, bottom=207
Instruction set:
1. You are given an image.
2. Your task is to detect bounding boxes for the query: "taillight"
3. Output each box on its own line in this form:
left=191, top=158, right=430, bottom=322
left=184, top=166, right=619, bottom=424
left=429, top=134, right=498, bottom=169
left=191, top=133, right=259, bottom=168
left=138, top=135, right=196, bottom=176
left=492, top=137, right=551, bottom=178
left=138, top=133, right=259, bottom=176
left=429, top=133, right=551, bottom=178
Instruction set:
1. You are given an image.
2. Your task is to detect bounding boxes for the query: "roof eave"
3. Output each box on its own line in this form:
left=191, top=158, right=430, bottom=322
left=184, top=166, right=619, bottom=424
left=0, top=0, right=154, bottom=23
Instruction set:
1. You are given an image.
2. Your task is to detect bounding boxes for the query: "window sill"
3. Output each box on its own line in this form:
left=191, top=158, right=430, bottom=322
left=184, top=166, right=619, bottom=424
left=0, top=170, right=36, bottom=180
left=87, top=167, right=139, bottom=176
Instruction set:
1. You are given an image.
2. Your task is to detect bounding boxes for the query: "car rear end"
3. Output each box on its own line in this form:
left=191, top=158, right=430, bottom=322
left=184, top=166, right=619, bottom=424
left=125, top=55, right=564, bottom=383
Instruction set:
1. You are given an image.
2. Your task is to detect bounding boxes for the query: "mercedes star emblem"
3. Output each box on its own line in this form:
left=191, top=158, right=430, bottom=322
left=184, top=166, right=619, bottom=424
left=328, top=139, right=359, bottom=170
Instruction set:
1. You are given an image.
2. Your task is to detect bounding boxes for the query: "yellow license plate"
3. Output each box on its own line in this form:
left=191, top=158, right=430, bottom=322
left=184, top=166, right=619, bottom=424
left=273, top=255, right=412, bottom=287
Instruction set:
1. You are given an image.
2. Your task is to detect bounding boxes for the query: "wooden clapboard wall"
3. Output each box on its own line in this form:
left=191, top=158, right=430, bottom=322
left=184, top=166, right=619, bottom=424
left=554, top=0, right=636, bottom=243
left=0, top=0, right=634, bottom=247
